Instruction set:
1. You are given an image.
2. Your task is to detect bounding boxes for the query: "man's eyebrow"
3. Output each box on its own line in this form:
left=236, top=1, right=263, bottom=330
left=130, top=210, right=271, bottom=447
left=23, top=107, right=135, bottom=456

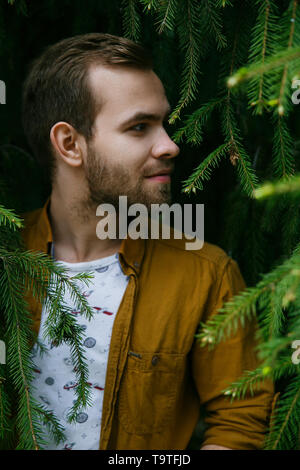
left=120, top=107, right=172, bottom=127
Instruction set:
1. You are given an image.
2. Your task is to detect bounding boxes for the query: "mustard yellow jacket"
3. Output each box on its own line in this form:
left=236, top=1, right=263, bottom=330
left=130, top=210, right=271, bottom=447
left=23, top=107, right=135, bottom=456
left=20, top=198, right=275, bottom=450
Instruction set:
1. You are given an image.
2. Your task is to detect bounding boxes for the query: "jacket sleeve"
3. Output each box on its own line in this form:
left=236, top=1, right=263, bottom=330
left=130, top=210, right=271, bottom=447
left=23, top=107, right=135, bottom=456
left=191, top=257, right=275, bottom=450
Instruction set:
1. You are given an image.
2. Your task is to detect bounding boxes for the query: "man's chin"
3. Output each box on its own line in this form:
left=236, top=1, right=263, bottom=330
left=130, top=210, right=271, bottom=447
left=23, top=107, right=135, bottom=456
left=140, top=190, right=172, bottom=208
left=142, top=181, right=172, bottom=206
left=88, top=183, right=171, bottom=209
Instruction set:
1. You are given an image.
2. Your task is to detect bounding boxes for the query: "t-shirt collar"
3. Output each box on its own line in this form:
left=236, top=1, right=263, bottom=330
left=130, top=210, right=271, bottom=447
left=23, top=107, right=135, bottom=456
left=37, top=196, right=145, bottom=276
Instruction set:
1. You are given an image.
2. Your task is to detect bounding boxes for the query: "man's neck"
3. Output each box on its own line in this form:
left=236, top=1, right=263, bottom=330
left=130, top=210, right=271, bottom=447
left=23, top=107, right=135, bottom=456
left=48, top=191, right=122, bottom=263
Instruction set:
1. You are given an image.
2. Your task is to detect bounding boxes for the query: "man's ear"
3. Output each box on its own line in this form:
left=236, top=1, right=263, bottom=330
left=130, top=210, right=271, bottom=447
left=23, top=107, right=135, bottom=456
left=50, top=121, right=86, bottom=168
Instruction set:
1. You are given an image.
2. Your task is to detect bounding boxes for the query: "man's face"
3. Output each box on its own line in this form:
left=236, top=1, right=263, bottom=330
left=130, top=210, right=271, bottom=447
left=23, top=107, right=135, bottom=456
left=83, top=65, right=180, bottom=209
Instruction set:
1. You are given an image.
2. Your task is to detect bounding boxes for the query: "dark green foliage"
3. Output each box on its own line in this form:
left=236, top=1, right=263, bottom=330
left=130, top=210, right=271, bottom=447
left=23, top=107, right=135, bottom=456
left=1, top=0, right=300, bottom=450
left=0, top=207, right=95, bottom=449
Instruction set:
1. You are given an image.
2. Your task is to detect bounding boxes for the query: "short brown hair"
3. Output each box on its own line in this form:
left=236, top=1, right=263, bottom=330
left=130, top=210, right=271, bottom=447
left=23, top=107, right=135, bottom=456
left=22, top=33, right=153, bottom=182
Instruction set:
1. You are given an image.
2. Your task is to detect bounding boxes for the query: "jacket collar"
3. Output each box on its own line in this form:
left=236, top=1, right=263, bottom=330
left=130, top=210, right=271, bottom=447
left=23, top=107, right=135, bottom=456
left=27, top=196, right=145, bottom=276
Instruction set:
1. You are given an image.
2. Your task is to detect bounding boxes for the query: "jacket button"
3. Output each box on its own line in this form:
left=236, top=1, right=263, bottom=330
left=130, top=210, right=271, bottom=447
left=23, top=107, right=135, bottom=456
left=151, top=355, right=159, bottom=365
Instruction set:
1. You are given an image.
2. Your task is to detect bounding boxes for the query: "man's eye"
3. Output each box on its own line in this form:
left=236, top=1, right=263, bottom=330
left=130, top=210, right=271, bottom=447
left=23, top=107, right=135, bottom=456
left=131, top=123, right=147, bottom=132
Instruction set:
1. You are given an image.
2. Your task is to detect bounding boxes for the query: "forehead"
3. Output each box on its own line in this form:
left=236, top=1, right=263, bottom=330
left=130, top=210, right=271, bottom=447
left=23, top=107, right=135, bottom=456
left=87, top=65, right=169, bottom=123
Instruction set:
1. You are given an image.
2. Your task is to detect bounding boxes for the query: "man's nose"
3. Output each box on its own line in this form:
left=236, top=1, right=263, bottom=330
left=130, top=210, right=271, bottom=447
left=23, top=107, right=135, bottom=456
left=152, top=129, right=180, bottom=160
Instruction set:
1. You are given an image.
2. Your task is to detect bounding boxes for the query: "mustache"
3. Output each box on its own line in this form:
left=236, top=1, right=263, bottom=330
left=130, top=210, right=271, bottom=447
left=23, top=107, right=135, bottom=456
left=143, top=164, right=174, bottom=177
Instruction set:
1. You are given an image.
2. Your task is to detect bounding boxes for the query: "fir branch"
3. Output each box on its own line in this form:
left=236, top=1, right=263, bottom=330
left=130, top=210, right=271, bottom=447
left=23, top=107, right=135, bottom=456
left=34, top=405, right=66, bottom=446
left=0, top=205, right=23, bottom=231
left=121, top=0, right=142, bottom=43
left=201, top=0, right=227, bottom=51
left=42, top=290, right=93, bottom=422
left=196, top=288, right=259, bottom=348
left=247, top=0, right=280, bottom=114
left=153, top=0, right=178, bottom=35
left=196, top=245, right=300, bottom=348
left=222, top=367, right=271, bottom=402
left=227, top=47, right=300, bottom=88
left=222, top=355, right=300, bottom=404
left=257, top=335, right=300, bottom=373
left=34, top=272, right=95, bottom=423
left=272, top=115, right=295, bottom=180
left=0, top=246, right=96, bottom=447
left=257, top=287, right=286, bottom=339
left=276, top=0, right=300, bottom=116
left=182, top=142, right=230, bottom=194
left=264, top=374, right=300, bottom=450
left=281, top=201, right=300, bottom=255
left=139, top=0, right=160, bottom=13
left=0, top=376, right=11, bottom=439
left=169, top=0, right=202, bottom=123
left=172, top=97, right=224, bottom=145
left=0, top=262, right=42, bottom=449
left=254, top=173, right=300, bottom=200
left=215, top=0, right=233, bottom=7
left=222, top=101, right=259, bottom=197
left=219, top=6, right=259, bottom=197
left=257, top=306, right=300, bottom=367
left=233, top=137, right=260, bottom=197
left=0, top=248, right=94, bottom=320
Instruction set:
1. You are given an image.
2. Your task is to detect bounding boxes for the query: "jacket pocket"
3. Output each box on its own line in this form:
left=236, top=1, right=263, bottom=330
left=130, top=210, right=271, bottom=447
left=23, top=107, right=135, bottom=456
left=116, top=351, right=186, bottom=435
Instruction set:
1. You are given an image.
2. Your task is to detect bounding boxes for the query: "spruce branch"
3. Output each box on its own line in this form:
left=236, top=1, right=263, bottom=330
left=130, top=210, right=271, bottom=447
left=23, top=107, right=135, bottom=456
left=195, top=287, right=259, bottom=349
left=0, top=205, right=23, bottom=231
left=139, top=0, right=160, bottom=13
left=34, top=404, right=66, bottom=446
left=222, top=367, right=271, bottom=402
left=281, top=200, right=300, bottom=255
left=196, top=244, right=300, bottom=348
left=121, top=0, right=142, bottom=43
left=0, top=262, right=43, bottom=449
left=215, top=0, right=233, bottom=7
left=172, top=98, right=225, bottom=145
left=182, top=142, right=230, bottom=194
left=254, top=173, right=300, bottom=200
left=153, top=0, right=178, bottom=35
left=272, top=115, right=295, bottom=180
left=222, top=98, right=259, bottom=197
left=227, top=47, right=300, bottom=89
left=42, top=290, right=94, bottom=423
left=201, top=0, right=227, bottom=50
left=0, top=376, right=11, bottom=439
left=169, top=0, right=202, bottom=123
left=218, top=7, right=260, bottom=197
left=0, top=248, right=94, bottom=321
left=247, top=0, right=280, bottom=114
left=256, top=304, right=300, bottom=366
left=275, top=0, right=300, bottom=116
left=0, top=221, right=96, bottom=447
left=258, top=287, right=286, bottom=340
left=222, top=354, right=300, bottom=404
left=264, top=374, right=300, bottom=450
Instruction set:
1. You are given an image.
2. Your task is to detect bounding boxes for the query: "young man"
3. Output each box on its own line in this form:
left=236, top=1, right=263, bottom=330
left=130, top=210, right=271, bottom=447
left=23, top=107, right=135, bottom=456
left=20, top=33, right=274, bottom=450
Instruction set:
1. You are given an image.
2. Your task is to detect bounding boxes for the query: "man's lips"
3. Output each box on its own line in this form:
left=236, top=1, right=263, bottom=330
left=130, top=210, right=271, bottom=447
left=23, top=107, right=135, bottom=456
left=146, top=174, right=171, bottom=182
left=144, top=168, right=173, bottom=183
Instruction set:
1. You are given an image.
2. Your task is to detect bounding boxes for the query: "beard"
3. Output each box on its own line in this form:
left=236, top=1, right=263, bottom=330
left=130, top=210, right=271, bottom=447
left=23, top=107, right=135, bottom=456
left=84, top=144, right=172, bottom=210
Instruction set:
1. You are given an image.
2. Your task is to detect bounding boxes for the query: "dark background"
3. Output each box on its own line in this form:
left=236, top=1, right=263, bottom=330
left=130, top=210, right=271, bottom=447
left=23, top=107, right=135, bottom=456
left=0, top=0, right=254, bottom=260
left=1, top=0, right=300, bottom=286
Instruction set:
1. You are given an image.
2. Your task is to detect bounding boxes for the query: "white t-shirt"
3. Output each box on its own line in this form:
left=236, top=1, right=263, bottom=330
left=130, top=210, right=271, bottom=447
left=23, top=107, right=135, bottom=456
left=30, top=246, right=129, bottom=450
